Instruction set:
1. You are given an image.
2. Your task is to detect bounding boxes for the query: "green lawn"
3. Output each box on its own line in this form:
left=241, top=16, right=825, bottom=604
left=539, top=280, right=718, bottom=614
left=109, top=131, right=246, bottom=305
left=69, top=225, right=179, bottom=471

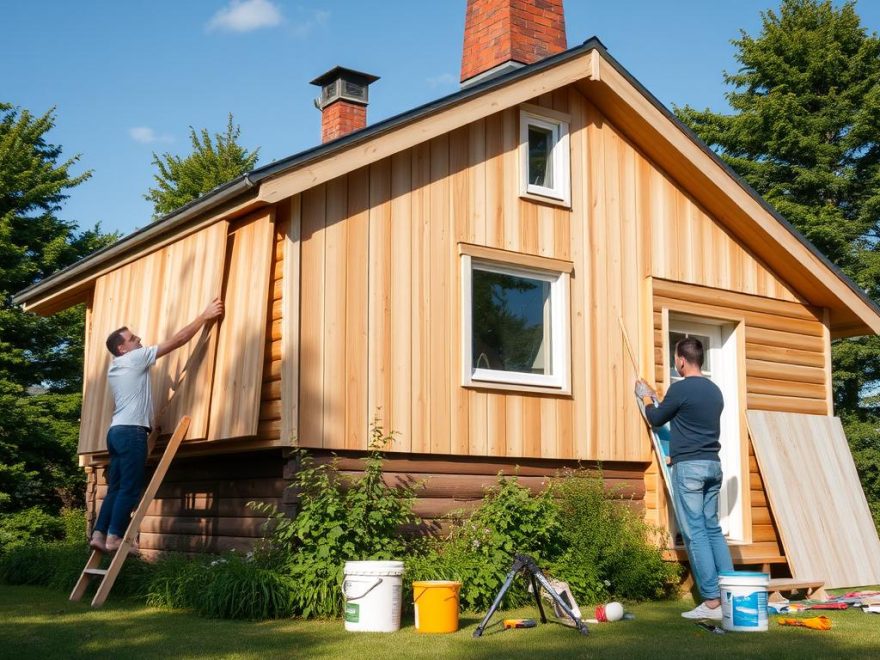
left=3, top=585, right=879, bottom=659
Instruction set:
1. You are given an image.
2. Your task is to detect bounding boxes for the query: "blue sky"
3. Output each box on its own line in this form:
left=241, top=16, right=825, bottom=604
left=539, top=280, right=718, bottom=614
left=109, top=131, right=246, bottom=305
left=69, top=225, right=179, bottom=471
left=4, top=1, right=879, bottom=238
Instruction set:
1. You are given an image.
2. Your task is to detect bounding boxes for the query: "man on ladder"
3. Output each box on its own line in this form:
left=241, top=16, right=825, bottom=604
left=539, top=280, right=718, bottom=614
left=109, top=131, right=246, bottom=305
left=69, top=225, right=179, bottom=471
left=89, top=298, right=223, bottom=554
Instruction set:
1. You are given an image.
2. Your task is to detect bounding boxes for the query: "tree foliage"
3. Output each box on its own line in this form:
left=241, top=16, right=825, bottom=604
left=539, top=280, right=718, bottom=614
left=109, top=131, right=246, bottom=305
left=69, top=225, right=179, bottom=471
left=0, top=102, right=115, bottom=512
left=145, top=114, right=259, bottom=218
left=675, top=0, right=880, bottom=521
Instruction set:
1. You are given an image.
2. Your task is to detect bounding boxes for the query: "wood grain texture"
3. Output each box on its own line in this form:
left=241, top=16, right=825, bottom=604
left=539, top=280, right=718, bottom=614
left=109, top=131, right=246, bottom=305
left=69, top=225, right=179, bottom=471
left=748, top=411, right=880, bottom=588
left=208, top=210, right=275, bottom=440
left=79, top=223, right=228, bottom=453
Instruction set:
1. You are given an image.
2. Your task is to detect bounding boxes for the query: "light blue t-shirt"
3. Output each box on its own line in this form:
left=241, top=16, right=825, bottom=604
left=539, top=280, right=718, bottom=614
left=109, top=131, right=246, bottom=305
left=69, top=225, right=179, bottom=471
left=108, top=345, right=158, bottom=428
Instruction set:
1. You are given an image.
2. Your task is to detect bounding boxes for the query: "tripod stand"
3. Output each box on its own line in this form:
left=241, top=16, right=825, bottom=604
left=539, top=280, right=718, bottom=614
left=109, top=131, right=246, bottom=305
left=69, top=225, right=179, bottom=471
left=473, top=554, right=589, bottom=637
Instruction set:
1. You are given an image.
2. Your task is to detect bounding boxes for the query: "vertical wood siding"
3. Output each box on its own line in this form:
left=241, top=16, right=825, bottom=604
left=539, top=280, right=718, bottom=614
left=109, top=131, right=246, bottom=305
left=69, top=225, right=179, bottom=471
left=292, top=86, right=816, bottom=462
left=208, top=210, right=275, bottom=440
left=79, top=223, right=228, bottom=453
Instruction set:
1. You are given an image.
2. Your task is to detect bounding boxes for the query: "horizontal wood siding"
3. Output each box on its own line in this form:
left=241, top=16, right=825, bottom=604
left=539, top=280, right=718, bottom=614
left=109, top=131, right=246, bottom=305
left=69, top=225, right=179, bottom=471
left=651, top=279, right=828, bottom=416
left=647, top=278, right=827, bottom=561
left=86, top=451, right=284, bottom=556
left=86, top=449, right=645, bottom=554
left=257, top=210, right=288, bottom=442
left=288, top=451, right=646, bottom=537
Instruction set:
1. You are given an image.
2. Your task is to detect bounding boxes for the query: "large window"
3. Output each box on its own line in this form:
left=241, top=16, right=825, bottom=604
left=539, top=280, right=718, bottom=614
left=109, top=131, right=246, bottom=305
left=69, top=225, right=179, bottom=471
left=519, top=108, right=570, bottom=205
left=460, top=247, right=570, bottom=392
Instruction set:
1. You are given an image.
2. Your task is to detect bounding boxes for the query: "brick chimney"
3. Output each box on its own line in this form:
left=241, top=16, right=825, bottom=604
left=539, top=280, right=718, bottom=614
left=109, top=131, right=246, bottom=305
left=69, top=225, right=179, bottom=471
left=460, top=0, right=567, bottom=86
left=310, top=66, right=379, bottom=143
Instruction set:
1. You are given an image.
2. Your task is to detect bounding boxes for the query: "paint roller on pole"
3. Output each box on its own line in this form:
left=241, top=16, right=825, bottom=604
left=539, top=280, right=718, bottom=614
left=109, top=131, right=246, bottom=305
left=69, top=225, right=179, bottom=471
left=617, top=317, right=682, bottom=527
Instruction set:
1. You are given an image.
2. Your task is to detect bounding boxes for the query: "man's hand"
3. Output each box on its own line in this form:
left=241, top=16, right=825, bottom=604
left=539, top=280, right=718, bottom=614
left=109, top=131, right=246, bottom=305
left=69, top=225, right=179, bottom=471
left=634, top=378, right=656, bottom=400
left=157, top=298, right=225, bottom=359
left=201, top=298, right=224, bottom=322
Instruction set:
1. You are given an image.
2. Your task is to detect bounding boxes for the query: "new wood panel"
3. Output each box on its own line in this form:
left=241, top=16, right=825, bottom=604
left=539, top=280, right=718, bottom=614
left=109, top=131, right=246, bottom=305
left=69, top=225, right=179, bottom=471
left=208, top=210, right=275, bottom=440
left=291, top=85, right=830, bottom=466
left=79, top=223, right=228, bottom=453
left=748, top=411, right=880, bottom=588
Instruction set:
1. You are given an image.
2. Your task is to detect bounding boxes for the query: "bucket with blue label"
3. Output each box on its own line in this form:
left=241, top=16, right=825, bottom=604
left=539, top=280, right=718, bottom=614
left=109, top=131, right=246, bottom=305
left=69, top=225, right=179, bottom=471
left=718, top=571, right=769, bottom=632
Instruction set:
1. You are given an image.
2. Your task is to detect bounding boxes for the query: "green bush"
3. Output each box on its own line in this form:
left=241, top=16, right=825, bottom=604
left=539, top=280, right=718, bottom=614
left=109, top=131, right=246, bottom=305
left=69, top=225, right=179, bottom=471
left=250, top=423, right=421, bottom=618
left=549, top=470, right=680, bottom=604
left=407, top=475, right=561, bottom=612
left=407, top=469, right=678, bottom=612
left=195, top=554, right=297, bottom=620
left=0, top=507, right=65, bottom=554
left=144, top=552, right=296, bottom=620
left=143, top=554, right=211, bottom=610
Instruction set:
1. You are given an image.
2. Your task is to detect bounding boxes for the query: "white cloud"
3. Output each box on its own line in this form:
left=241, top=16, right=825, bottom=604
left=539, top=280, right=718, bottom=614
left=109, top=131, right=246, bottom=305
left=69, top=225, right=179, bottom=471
left=426, top=73, right=456, bottom=89
left=129, top=127, right=173, bottom=144
left=289, top=8, right=330, bottom=38
left=207, top=0, right=283, bottom=33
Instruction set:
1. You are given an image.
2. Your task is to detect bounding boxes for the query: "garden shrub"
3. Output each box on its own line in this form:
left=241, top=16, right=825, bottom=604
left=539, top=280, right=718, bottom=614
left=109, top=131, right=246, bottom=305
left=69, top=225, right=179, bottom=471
left=549, top=470, right=680, bottom=604
left=408, top=469, right=678, bottom=612
left=143, top=553, right=211, bottom=610
left=0, top=507, right=65, bottom=554
left=193, top=554, right=296, bottom=620
left=407, top=475, right=561, bottom=612
left=250, top=423, right=421, bottom=618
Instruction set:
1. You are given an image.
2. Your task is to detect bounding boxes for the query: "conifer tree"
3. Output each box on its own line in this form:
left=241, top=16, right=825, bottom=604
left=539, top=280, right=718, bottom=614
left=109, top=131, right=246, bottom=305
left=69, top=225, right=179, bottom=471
left=145, top=114, right=259, bottom=218
left=0, top=102, right=114, bottom=512
left=676, top=0, right=880, bottom=520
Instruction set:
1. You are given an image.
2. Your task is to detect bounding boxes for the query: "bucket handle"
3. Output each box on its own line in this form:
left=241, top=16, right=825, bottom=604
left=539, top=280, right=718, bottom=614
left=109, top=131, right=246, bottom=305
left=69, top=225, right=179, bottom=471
left=343, top=577, right=383, bottom=601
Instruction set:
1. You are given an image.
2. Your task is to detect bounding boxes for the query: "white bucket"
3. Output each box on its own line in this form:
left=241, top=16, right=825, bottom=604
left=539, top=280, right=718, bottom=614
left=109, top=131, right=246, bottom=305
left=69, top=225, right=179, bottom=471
left=718, top=571, right=769, bottom=632
left=343, top=560, right=404, bottom=632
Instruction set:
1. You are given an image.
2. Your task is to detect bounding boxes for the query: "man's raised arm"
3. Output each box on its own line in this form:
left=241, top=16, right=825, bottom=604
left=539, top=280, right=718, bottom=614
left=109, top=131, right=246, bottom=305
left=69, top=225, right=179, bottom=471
left=156, top=298, right=224, bottom=359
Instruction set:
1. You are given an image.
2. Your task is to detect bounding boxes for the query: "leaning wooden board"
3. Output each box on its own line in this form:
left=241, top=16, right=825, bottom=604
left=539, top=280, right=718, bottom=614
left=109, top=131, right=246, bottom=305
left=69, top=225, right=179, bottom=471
left=747, top=411, right=880, bottom=589
left=636, top=398, right=681, bottom=527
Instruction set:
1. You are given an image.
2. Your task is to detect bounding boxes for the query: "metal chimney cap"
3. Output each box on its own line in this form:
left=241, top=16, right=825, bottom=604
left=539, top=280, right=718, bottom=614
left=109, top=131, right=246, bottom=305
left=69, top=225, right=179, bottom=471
left=309, top=66, right=379, bottom=88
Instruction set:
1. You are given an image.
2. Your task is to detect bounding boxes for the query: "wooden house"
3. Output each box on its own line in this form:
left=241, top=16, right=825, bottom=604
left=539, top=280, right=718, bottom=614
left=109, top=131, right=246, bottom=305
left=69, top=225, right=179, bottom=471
left=15, top=0, right=880, bottom=578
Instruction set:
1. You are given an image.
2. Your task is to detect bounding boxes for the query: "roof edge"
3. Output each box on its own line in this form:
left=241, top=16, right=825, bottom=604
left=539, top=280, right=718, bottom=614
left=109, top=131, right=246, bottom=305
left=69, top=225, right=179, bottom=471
left=13, top=175, right=256, bottom=307
left=590, top=45, right=880, bottom=330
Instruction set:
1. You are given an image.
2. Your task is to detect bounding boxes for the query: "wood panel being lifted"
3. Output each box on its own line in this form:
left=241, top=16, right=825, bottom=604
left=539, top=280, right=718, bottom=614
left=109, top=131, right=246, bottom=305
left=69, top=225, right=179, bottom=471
left=208, top=209, right=275, bottom=440
left=79, top=223, right=228, bottom=453
left=747, top=411, right=880, bottom=589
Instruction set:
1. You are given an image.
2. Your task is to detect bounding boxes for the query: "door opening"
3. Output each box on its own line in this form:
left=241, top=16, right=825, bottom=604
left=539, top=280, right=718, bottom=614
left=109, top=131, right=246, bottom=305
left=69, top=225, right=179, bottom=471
left=667, top=315, right=744, bottom=541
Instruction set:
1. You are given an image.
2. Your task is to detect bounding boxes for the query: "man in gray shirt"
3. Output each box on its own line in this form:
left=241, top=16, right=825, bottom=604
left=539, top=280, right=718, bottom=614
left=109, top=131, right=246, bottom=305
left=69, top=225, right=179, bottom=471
left=89, top=298, right=223, bottom=553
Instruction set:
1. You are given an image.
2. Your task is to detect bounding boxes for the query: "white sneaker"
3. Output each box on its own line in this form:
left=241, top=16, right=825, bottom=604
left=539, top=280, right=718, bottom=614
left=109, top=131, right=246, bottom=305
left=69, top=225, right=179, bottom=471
left=681, top=602, right=723, bottom=620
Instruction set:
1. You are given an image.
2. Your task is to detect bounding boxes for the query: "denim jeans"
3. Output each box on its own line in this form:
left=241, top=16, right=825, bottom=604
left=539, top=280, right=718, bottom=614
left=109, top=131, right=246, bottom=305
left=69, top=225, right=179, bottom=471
left=672, top=459, right=734, bottom=600
left=94, top=425, right=148, bottom=537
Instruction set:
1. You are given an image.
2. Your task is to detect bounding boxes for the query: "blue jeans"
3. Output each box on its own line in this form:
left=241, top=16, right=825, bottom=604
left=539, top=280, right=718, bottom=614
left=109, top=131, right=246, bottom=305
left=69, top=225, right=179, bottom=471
left=94, top=425, right=148, bottom=537
left=672, top=459, right=734, bottom=600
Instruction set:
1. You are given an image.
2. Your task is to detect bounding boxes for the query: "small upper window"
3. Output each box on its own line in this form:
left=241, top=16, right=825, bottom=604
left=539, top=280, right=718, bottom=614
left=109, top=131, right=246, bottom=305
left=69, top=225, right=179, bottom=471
left=519, top=109, right=570, bottom=206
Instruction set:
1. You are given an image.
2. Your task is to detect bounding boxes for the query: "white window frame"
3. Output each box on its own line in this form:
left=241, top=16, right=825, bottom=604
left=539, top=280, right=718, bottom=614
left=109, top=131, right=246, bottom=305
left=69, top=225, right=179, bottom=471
left=519, top=108, right=571, bottom=206
left=461, top=254, right=570, bottom=393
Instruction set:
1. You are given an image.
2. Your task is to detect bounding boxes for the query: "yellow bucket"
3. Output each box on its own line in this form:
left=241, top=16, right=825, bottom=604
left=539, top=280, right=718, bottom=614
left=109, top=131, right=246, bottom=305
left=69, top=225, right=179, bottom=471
left=412, top=580, right=461, bottom=633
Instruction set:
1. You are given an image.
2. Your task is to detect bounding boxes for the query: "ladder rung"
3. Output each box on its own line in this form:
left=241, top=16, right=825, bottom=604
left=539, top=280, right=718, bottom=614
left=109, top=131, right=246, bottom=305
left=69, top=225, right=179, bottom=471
left=84, top=568, right=108, bottom=576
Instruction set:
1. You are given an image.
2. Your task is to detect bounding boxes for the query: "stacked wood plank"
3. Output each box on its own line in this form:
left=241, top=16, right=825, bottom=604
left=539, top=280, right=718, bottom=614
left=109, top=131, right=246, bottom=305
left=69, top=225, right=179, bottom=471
left=748, top=411, right=880, bottom=589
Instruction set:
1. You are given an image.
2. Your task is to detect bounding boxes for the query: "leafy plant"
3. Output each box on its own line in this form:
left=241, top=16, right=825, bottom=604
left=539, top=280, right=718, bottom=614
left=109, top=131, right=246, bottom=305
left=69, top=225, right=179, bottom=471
left=408, top=469, right=677, bottom=612
left=0, top=507, right=64, bottom=554
left=250, top=422, right=420, bottom=617
left=549, top=470, right=680, bottom=604
left=407, top=474, right=561, bottom=611
left=192, top=554, right=296, bottom=620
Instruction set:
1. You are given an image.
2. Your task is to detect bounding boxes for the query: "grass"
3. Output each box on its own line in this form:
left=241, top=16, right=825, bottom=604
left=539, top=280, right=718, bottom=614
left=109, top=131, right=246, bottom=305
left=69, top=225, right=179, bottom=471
left=3, top=585, right=880, bottom=659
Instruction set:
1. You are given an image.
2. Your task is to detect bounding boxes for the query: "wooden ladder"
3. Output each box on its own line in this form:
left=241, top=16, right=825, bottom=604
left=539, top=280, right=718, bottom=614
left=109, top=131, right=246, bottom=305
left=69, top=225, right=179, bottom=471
left=70, top=415, right=191, bottom=607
